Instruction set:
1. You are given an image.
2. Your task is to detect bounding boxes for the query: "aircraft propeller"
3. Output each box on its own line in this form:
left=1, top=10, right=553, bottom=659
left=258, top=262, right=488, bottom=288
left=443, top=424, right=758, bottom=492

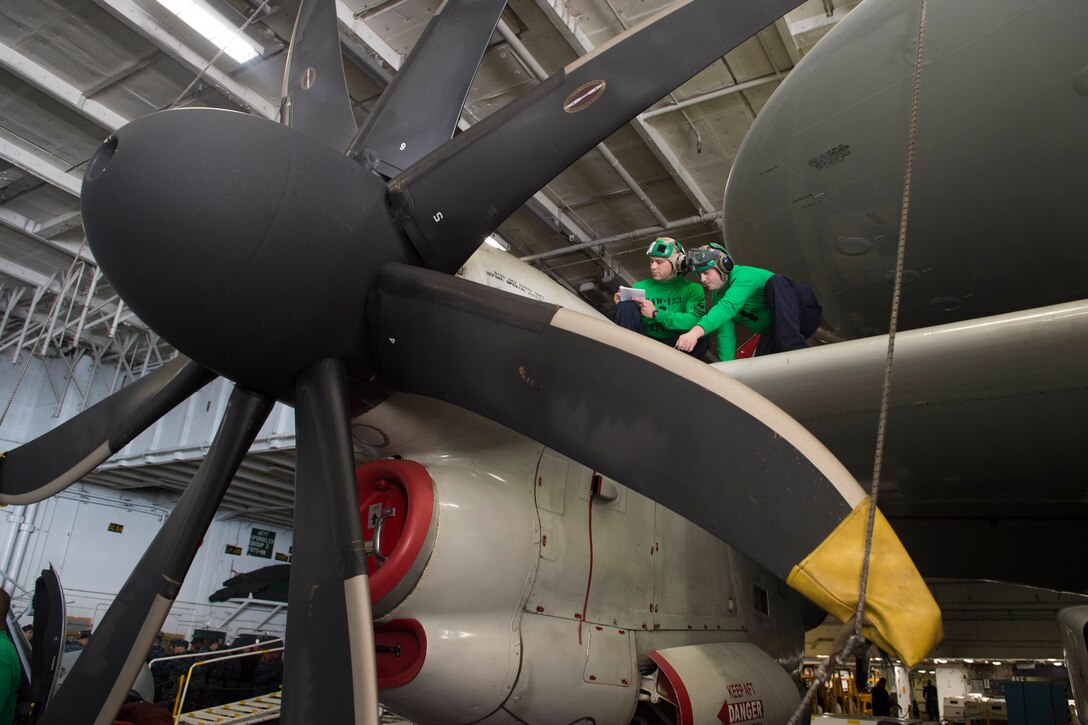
left=0, top=0, right=941, bottom=722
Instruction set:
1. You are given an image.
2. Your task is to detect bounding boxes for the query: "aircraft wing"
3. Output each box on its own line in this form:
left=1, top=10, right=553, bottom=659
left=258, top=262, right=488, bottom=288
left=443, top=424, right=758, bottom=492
left=722, top=300, right=1088, bottom=593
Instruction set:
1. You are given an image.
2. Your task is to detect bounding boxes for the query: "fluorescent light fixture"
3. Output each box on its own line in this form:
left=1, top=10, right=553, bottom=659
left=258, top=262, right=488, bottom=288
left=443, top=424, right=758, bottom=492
left=964, top=658, right=975, bottom=663
left=992, top=661, right=1002, bottom=666
left=157, top=0, right=262, bottom=63
left=484, top=235, right=509, bottom=250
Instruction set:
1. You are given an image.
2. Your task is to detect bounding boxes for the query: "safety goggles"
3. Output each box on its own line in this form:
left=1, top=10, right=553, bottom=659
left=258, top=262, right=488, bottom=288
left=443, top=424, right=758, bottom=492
left=687, top=247, right=726, bottom=270
left=646, top=239, right=678, bottom=259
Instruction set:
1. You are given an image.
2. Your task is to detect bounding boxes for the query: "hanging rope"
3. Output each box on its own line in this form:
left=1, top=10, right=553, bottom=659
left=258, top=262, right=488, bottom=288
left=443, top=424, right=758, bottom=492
left=787, top=0, right=927, bottom=720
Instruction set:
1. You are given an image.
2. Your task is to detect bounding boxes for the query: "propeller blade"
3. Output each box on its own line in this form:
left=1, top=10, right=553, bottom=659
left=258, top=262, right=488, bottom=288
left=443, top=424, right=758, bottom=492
left=347, top=0, right=509, bottom=177
left=388, top=0, right=802, bottom=272
left=281, top=0, right=357, bottom=150
left=38, top=386, right=273, bottom=725
left=367, top=264, right=942, bottom=666
left=0, top=356, right=215, bottom=505
left=282, top=359, right=376, bottom=724
left=29, top=567, right=65, bottom=711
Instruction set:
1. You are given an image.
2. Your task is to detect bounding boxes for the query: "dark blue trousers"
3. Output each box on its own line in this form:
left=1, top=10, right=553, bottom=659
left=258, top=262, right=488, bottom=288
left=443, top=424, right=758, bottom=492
left=754, top=275, right=822, bottom=356
left=613, top=300, right=709, bottom=359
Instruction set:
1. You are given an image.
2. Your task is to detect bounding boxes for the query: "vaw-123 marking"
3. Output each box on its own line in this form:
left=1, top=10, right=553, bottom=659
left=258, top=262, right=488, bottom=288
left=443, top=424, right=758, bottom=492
left=0, top=0, right=943, bottom=722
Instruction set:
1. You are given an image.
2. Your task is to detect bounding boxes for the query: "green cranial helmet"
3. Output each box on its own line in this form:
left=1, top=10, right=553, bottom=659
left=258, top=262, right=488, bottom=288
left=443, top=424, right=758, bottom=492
left=646, top=237, right=686, bottom=272
left=688, top=243, right=734, bottom=276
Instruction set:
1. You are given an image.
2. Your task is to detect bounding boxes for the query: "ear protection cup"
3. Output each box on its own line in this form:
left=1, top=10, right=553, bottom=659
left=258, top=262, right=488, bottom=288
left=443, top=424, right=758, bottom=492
left=709, top=242, right=734, bottom=272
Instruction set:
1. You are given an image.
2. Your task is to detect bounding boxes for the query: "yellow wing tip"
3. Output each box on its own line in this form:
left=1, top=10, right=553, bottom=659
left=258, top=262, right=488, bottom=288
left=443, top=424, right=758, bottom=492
left=787, top=499, right=942, bottom=667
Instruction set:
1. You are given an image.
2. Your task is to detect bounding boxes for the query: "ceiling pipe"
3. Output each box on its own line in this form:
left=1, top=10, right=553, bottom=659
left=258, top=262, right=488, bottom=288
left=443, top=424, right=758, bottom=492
left=639, top=73, right=784, bottom=119
left=520, top=211, right=722, bottom=263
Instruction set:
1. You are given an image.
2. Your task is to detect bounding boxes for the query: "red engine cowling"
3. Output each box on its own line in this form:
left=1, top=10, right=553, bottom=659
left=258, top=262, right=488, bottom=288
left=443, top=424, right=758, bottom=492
left=355, top=460, right=438, bottom=619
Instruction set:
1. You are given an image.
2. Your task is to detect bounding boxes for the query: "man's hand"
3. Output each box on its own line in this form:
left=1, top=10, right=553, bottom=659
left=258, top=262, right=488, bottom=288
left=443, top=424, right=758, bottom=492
left=638, top=300, right=657, bottom=319
left=675, top=326, right=705, bottom=352
left=613, top=291, right=622, bottom=304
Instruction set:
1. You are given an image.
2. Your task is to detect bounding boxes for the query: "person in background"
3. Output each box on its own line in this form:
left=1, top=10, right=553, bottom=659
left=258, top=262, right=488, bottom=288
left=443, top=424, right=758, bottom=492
left=923, top=679, right=939, bottom=721
left=613, top=238, right=709, bottom=358
left=675, top=243, right=822, bottom=360
left=155, top=639, right=190, bottom=708
left=19, top=625, right=31, bottom=644
left=146, top=632, right=165, bottom=663
left=871, top=676, right=891, bottom=716
left=0, top=591, right=20, bottom=725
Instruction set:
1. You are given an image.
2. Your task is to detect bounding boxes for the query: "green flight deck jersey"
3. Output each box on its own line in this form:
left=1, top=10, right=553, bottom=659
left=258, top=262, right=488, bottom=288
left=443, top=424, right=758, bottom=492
left=0, top=631, right=18, bottom=725
left=633, top=276, right=705, bottom=341
left=697, top=265, right=775, bottom=360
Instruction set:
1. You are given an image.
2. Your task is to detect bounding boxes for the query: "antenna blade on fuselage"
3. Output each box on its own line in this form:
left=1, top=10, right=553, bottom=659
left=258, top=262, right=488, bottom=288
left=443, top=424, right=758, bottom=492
left=348, top=0, right=509, bottom=177
left=281, top=0, right=358, bottom=151
left=387, top=0, right=802, bottom=274
left=0, top=356, right=216, bottom=505
left=367, top=264, right=943, bottom=667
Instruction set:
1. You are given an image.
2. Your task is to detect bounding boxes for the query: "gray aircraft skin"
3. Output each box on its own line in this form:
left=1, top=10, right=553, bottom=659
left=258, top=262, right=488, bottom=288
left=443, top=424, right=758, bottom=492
left=717, top=0, right=1088, bottom=593
left=724, top=0, right=1088, bottom=338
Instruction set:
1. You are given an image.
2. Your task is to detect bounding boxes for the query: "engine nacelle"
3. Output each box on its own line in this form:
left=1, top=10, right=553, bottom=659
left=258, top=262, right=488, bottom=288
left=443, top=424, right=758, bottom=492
left=351, top=394, right=812, bottom=724
left=648, top=642, right=801, bottom=723
left=352, top=396, right=543, bottom=724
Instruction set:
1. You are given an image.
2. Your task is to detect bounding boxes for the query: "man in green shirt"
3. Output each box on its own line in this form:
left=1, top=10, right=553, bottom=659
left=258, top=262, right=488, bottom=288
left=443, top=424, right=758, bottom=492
left=675, top=243, right=822, bottom=360
left=613, top=238, right=709, bottom=357
left=0, top=590, right=20, bottom=725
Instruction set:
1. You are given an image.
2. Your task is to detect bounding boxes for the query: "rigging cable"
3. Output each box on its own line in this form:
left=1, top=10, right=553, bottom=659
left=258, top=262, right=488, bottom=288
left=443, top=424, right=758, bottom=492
left=787, top=0, right=928, bottom=720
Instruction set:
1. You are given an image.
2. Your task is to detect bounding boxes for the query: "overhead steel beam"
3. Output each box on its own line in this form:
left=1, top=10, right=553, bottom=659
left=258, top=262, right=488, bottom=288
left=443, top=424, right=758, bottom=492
left=785, top=5, right=853, bottom=38
left=335, top=0, right=401, bottom=70
left=520, top=211, right=723, bottom=263
left=0, top=40, right=129, bottom=131
left=774, top=18, right=804, bottom=66
left=0, top=208, right=96, bottom=265
left=91, top=0, right=278, bottom=119
left=523, top=194, right=593, bottom=244
left=0, top=255, right=56, bottom=291
left=495, top=21, right=672, bottom=225
left=36, top=210, right=84, bottom=239
left=0, top=133, right=82, bottom=198
left=529, top=0, right=717, bottom=213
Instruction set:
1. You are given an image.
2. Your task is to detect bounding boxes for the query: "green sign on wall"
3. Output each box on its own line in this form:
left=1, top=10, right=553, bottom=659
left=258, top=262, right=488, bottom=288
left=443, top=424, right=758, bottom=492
left=248, top=528, right=276, bottom=559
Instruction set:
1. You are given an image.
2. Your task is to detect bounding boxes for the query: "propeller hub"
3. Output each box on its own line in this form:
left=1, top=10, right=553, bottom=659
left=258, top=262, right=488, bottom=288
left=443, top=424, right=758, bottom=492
left=82, top=108, right=416, bottom=400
